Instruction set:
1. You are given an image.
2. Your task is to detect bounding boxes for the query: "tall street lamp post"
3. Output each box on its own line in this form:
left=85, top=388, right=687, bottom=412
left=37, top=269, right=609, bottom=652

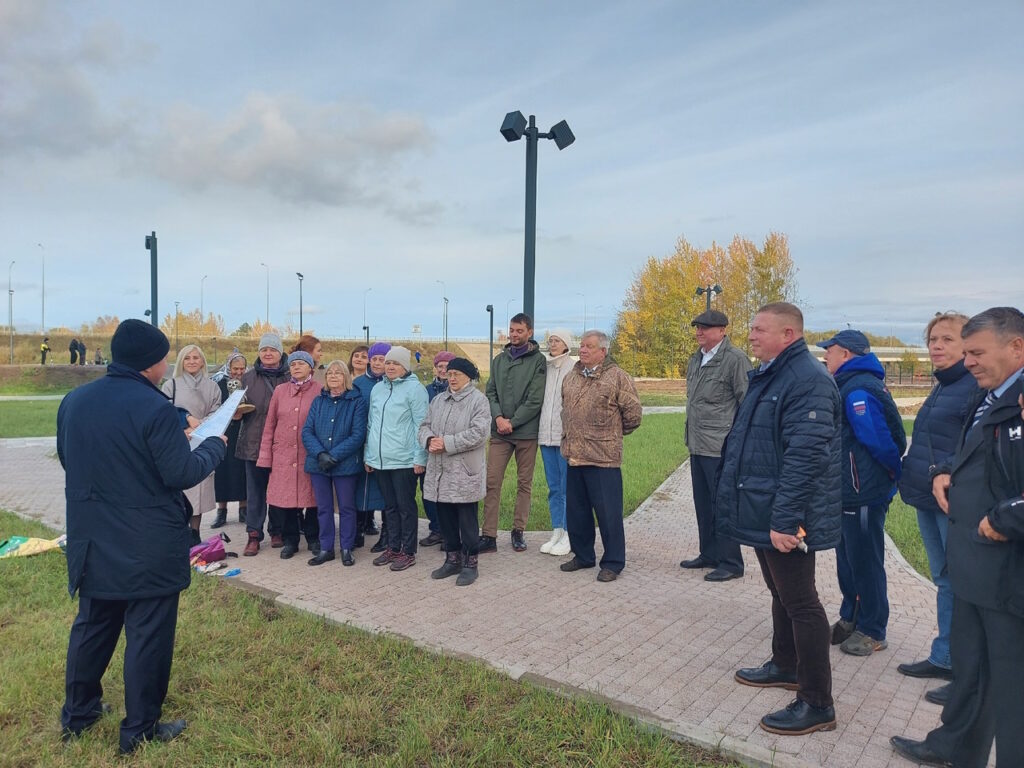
left=505, top=297, right=516, bottom=331
left=435, top=280, right=447, bottom=351
left=296, top=272, right=304, bottom=336
left=7, top=260, right=14, bottom=364
left=174, top=300, right=180, bottom=356
left=576, top=291, right=587, bottom=331
left=500, top=110, right=574, bottom=321
left=695, top=283, right=722, bottom=313
left=259, top=262, right=270, bottom=327
left=486, top=304, right=494, bottom=369
left=37, top=243, right=44, bottom=332
left=144, top=232, right=158, bottom=327
left=200, top=274, right=208, bottom=324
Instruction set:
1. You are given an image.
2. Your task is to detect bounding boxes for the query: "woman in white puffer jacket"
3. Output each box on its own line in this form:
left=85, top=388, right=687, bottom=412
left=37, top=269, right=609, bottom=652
left=538, top=329, right=574, bottom=555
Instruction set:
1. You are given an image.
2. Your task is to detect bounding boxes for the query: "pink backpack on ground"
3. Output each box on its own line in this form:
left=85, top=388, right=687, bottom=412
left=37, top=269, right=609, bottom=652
left=189, top=532, right=233, bottom=563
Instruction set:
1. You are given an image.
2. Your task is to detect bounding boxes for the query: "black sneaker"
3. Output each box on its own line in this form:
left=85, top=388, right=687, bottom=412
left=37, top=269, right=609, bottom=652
left=419, top=531, right=444, bottom=547
left=478, top=535, right=497, bottom=554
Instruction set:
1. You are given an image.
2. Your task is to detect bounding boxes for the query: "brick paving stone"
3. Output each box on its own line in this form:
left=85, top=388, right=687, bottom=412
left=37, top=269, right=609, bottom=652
left=1, top=435, right=998, bottom=768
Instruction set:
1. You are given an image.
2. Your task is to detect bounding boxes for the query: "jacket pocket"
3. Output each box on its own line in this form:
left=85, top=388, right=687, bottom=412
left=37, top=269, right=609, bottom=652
left=736, top=476, right=776, bottom=533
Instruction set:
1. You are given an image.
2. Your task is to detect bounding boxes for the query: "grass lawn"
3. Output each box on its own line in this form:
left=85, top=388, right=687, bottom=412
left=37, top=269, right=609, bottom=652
left=0, top=510, right=734, bottom=768
left=491, top=414, right=688, bottom=532
left=0, top=400, right=61, bottom=438
left=885, top=496, right=930, bottom=578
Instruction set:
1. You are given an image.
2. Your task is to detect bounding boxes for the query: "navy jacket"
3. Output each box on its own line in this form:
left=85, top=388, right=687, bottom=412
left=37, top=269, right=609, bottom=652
left=426, top=378, right=449, bottom=402
left=716, top=338, right=843, bottom=550
left=944, top=378, right=1024, bottom=617
left=834, top=353, right=907, bottom=509
left=301, top=387, right=368, bottom=476
left=899, top=359, right=979, bottom=513
left=57, top=363, right=225, bottom=600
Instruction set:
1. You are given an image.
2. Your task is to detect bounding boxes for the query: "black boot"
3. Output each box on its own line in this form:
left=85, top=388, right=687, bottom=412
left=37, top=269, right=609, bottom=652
left=237, top=506, right=246, bottom=524
left=431, top=551, right=462, bottom=580
left=210, top=509, right=228, bottom=529
left=189, top=528, right=202, bottom=547
left=456, top=554, right=478, bottom=586
left=364, top=513, right=379, bottom=535
left=370, top=522, right=388, bottom=553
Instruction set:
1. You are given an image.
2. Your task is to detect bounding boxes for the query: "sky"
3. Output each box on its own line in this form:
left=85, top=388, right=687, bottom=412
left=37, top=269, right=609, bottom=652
left=2, top=0, right=1022, bottom=344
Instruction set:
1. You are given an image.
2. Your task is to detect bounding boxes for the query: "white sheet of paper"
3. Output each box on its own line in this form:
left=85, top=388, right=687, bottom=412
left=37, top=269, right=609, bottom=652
left=189, top=388, right=246, bottom=451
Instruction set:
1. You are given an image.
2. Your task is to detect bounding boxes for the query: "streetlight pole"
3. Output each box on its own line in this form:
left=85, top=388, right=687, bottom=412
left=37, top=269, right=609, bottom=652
left=576, top=291, right=587, bottom=331
left=500, top=110, right=574, bottom=321
left=260, top=262, right=270, bottom=327
left=505, top=297, right=516, bottom=331
left=443, top=297, right=449, bottom=351
left=174, top=300, right=180, bottom=356
left=7, top=260, right=14, bottom=364
left=695, top=284, right=722, bottom=313
left=144, top=232, right=158, bottom=327
left=296, top=272, right=304, bottom=336
left=200, top=274, right=208, bottom=325
left=37, top=243, right=44, bottom=332
left=435, top=280, right=446, bottom=347
left=486, top=304, right=494, bottom=370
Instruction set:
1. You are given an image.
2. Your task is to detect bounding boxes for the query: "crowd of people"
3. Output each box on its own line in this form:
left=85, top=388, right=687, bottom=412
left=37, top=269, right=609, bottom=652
left=53, top=302, right=1024, bottom=763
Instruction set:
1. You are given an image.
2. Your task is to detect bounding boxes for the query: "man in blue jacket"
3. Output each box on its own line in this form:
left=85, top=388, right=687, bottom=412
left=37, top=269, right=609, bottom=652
left=819, top=330, right=907, bottom=657
left=57, top=319, right=226, bottom=754
left=716, top=302, right=842, bottom=736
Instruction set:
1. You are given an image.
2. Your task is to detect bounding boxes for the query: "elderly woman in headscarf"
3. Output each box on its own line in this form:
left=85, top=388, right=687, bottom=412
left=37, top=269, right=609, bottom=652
left=419, top=357, right=490, bottom=586
left=211, top=352, right=248, bottom=528
left=257, top=350, right=320, bottom=560
left=302, top=360, right=368, bottom=566
left=354, top=341, right=390, bottom=548
left=162, top=344, right=221, bottom=543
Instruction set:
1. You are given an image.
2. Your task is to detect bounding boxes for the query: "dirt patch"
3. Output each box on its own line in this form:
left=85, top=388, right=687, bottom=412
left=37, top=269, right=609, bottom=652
left=634, top=378, right=686, bottom=396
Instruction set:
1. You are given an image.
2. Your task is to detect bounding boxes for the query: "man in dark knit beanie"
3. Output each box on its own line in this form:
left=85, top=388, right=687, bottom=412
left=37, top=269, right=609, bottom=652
left=57, top=319, right=225, bottom=754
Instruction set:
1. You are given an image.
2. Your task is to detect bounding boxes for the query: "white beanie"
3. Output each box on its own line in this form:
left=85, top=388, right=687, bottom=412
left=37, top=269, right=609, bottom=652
left=384, top=345, right=411, bottom=371
left=547, top=328, right=574, bottom=351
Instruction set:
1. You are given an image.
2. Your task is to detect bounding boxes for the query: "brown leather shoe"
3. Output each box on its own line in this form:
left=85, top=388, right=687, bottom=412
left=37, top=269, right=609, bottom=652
left=243, top=532, right=259, bottom=556
left=270, top=534, right=284, bottom=548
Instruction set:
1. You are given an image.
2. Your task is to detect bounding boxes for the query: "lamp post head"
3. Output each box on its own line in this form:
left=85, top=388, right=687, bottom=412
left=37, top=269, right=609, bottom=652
left=548, top=119, right=575, bottom=150
left=500, top=111, right=527, bottom=142
left=712, top=284, right=723, bottom=295
left=296, top=272, right=304, bottom=281
left=486, top=304, right=493, bottom=313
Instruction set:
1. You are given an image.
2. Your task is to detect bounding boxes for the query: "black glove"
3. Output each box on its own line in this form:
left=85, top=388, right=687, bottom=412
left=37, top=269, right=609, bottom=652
left=317, top=451, right=338, bottom=472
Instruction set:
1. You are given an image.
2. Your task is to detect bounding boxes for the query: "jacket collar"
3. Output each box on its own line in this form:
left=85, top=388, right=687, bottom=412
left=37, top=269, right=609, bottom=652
left=751, top=337, right=809, bottom=378
left=934, top=358, right=970, bottom=386
left=107, top=362, right=169, bottom=398
left=443, top=384, right=477, bottom=402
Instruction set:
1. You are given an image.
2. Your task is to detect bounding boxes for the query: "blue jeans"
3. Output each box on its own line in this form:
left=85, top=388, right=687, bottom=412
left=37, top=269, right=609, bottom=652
left=917, top=506, right=953, bottom=670
left=418, top=473, right=440, bottom=533
left=836, top=503, right=890, bottom=640
left=540, top=445, right=567, bottom=529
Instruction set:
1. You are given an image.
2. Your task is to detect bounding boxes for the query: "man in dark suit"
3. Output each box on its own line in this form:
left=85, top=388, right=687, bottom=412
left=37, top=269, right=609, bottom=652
left=891, top=307, right=1024, bottom=768
left=58, top=319, right=225, bottom=754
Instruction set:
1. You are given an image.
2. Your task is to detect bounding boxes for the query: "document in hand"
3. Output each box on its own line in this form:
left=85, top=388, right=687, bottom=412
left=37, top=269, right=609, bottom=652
left=189, top=388, right=246, bottom=450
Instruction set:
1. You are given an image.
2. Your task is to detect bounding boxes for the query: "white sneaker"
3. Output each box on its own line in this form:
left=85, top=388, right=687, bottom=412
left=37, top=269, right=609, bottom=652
left=550, top=529, right=572, bottom=556
left=540, top=527, right=564, bottom=554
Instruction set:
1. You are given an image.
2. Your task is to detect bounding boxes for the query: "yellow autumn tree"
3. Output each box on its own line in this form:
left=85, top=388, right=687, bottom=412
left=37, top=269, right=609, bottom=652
left=612, top=232, right=798, bottom=376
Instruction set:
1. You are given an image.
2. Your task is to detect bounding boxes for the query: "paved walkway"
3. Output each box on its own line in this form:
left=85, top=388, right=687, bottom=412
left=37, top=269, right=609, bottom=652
left=0, top=434, right=962, bottom=768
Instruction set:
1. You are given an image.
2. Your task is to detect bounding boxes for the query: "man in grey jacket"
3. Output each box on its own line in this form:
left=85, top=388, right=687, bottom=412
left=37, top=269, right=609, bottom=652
left=680, top=310, right=752, bottom=581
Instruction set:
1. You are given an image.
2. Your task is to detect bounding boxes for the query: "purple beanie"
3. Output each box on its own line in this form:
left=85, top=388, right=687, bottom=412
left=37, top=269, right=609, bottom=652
left=368, top=342, right=391, bottom=359
left=433, top=351, right=456, bottom=365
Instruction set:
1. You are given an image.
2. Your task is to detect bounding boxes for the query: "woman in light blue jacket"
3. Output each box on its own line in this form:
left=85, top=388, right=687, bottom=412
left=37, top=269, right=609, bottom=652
left=364, top=346, right=428, bottom=572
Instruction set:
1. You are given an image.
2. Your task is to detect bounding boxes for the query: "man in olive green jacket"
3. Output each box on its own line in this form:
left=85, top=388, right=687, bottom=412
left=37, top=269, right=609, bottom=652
left=680, top=309, right=752, bottom=582
left=480, top=313, right=547, bottom=552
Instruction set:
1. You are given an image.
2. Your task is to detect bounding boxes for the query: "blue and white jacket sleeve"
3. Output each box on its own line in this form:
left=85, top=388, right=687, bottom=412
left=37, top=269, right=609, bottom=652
left=845, top=389, right=902, bottom=479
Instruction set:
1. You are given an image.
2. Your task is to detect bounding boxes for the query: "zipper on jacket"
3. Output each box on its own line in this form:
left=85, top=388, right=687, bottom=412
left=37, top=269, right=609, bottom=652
left=375, top=380, right=395, bottom=467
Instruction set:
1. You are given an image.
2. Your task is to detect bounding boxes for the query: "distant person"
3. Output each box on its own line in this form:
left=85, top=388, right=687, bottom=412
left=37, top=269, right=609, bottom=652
left=415, top=350, right=422, bottom=365
left=237, top=333, right=291, bottom=556
left=348, top=345, right=369, bottom=380
left=819, top=330, right=906, bottom=657
left=162, top=344, right=222, bottom=544
left=480, top=312, right=546, bottom=553
left=257, top=350, right=320, bottom=559
left=212, top=353, right=249, bottom=529
left=717, top=302, right=841, bottom=736
left=558, top=331, right=642, bottom=582
left=679, top=310, right=751, bottom=582
left=57, top=319, right=225, bottom=754
left=302, top=359, right=367, bottom=567
left=94, top=347, right=104, bottom=366
left=538, top=329, right=575, bottom=556
left=69, top=338, right=79, bottom=365
left=365, top=346, right=429, bottom=571
left=895, top=312, right=977, bottom=702
left=891, top=306, right=1024, bottom=768
left=40, top=337, right=50, bottom=365
left=77, top=338, right=87, bottom=365
left=419, top=350, right=456, bottom=549
left=354, top=342, right=390, bottom=549
left=419, top=356, right=490, bottom=586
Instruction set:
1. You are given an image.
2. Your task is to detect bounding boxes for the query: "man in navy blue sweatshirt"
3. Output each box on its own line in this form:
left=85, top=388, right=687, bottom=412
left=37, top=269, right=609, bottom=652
left=819, top=330, right=907, bottom=657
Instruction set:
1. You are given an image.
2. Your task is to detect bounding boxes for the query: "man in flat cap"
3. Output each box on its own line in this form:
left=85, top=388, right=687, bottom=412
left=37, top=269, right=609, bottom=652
left=819, top=329, right=905, bottom=657
left=680, top=309, right=752, bottom=581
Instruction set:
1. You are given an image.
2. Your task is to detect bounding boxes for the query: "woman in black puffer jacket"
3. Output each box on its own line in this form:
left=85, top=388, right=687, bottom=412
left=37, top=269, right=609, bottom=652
left=896, top=312, right=979, bottom=680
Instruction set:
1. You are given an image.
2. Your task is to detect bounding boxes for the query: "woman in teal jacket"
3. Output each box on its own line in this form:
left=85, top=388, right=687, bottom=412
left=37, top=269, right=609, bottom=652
left=365, top=346, right=428, bottom=571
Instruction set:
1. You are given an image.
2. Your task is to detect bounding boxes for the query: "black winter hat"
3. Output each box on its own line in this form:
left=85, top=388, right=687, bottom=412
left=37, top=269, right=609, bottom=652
left=446, top=357, right=479, bottom=381
left=111, top=319, right=170, bottom=371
